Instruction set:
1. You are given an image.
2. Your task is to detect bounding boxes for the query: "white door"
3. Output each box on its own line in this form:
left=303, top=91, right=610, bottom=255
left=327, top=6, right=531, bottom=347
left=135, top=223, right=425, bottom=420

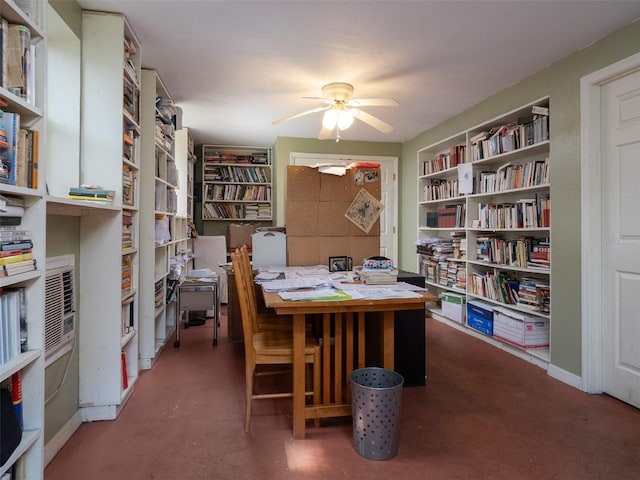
left=602, top=69, right=640, bottom=408
left=290, top=153, right=398, bottom=265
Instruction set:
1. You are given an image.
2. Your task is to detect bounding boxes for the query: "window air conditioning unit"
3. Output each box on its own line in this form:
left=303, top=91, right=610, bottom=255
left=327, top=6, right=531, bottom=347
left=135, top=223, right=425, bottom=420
left=45, top=254, right=76, bottom=366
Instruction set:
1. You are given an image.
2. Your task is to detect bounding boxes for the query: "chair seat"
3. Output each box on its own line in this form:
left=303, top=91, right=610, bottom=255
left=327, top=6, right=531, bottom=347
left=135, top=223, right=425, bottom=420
left=253, top=330, right=318, bottom=359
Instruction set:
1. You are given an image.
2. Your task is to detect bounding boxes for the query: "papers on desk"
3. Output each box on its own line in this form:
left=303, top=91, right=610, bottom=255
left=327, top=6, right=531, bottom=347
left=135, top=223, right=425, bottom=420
left=275, top=282, right=425, bottom=301
left=278, top=288, right=351, bottom=301
left=261, top=277, right=330, bottom=292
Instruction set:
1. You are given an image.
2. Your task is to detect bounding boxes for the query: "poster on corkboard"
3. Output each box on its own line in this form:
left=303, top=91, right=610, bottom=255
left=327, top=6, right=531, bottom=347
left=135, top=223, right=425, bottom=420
left=345, top=188, right=384, bottom=234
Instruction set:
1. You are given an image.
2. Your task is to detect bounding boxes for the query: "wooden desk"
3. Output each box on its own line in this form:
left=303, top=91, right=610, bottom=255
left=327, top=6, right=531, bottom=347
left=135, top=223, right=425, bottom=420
left=262, top=290, right=436, bottom=439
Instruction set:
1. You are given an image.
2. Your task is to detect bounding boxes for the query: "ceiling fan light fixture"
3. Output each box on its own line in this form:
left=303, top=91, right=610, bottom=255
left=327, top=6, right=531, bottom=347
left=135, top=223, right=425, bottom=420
left=322, top=107, right=354, bottom=131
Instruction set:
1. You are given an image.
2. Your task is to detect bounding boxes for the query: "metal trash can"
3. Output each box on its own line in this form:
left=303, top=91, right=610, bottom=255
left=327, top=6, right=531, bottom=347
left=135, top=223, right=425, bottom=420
left=350, top=367, right=404, bottom=460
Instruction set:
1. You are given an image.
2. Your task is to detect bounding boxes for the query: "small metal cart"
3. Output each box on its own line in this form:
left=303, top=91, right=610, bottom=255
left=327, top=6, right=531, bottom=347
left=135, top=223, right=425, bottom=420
left=174, top=274, right=219, bottom=347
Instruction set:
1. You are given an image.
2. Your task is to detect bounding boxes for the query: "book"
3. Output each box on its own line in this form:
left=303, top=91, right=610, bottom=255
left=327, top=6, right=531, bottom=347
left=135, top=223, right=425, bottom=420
left=11, top=371, right=23, bottom=430
left=0, top=263, right=36, bottom=277
left=28, top=129, right=38, bottom=188
left=0, top=252, right=32, bottom=265
left=67, top=194, right=113, bottom=202
left=69, top=186, right=115, bottom=198
left=0, top=18, right=5, bottom=88
left=5, top=24, right=30, bottom=99
left=0, top=205, right=25, bottom=216
left=0, top=111, right=20, bottom=185
left=15, top=128, right=28, bottom=187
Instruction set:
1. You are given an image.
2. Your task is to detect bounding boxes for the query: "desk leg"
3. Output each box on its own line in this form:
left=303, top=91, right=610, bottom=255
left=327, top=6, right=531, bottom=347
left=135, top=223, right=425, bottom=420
left=382, top=310, right=395, bottom=370
left=293, top=313, right=306, bottom=439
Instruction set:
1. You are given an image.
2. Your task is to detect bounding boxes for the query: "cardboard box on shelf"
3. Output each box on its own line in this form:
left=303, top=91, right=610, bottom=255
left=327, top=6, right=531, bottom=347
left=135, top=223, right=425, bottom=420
left=466, top=300, right=494, bottom=336
left=493, top=307, right=550, bottom=348
left=228, top=223, right=259, bottom=251
left=441, top=292, right=465, bottom=323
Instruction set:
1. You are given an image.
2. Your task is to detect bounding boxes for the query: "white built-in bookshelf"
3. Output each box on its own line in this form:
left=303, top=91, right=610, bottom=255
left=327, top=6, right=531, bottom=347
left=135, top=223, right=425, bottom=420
left=0, top=0, right=46, bottom=477
left=417, top=97, right=551, bottom=368
left=77, top=10, right=141, bottom=420
left=201, top=145, right=272, bottom=221
left=139, top=69, right=180, bottom=369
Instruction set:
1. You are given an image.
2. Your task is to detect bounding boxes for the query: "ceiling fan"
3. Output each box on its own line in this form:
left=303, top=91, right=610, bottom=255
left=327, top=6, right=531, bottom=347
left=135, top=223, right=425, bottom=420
left=272, top=82, right=399, bottom=141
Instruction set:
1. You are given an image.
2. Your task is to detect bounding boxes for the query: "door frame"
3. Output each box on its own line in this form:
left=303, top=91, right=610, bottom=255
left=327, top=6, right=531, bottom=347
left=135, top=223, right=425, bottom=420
left=289, top=152, right=398, bottom=265
left=580, top=51, right=640, bottom=393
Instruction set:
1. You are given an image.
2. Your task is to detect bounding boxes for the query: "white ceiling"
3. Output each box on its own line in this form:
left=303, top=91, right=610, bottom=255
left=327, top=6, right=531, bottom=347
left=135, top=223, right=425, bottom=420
left=74, top=0, right=640, bottom=146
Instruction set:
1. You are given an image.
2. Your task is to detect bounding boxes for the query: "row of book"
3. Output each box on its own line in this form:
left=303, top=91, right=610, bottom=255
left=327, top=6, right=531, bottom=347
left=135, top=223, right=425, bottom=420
left=203, top=201, right=270, bottom=220
left=423, top=178, right=461, bottom=201
left=477, top=156, right=550, bottom=194
left=475, top=235, right=550, bottom=270
left=425, top=204, right=466, bottom=228
left=0, top=287, right=27, bottom=365
left=204, top=165, right=270, bottom=184
left=122, top=255, right=133, bottom=297
left=1, top=17, right=34, bottom=103
left=122, top=164, right=136, bottom=206
left=203, top=151, right=270, bottom=165
left=468, top=270, right=550, bottom=313
left=67, top=186, right=115, bottom=203
left=470, top=106, right=549, bottom=162
left=0, top=108, right=39, bottom=189
left=122, top=211, right=134, bottom=249
left=421, top=258, right=466, bottom=290
left=204, top=184, right=271, bottom=202
left=476, top=194, right=550, bottom=230
left=244, top=204, right=272, bottom=220
left=421, top=145, right=467, bottom=175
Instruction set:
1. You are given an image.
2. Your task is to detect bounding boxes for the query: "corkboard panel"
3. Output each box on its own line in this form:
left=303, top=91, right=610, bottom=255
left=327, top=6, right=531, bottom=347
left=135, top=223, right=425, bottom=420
left=286, top=236, right=321, bottom=266
left=319, top=171, right=353, bottom=201
left=317, top=236, right=352, bottom=263
left=286, top=166, right=320, bottom=201
left=285, top=200, right=319, bottom=237
left=349, top=236, right=381, bottom=265
left=350, top=168, right=382, bottom=197
left=318, top=201, right=352, bottom=236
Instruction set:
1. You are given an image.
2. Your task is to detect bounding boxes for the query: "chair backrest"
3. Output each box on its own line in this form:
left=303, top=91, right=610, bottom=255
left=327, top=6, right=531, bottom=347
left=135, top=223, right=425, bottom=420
left=231, top=251, right=257, bottom=364
left=236, top=245, right=262, bottom=333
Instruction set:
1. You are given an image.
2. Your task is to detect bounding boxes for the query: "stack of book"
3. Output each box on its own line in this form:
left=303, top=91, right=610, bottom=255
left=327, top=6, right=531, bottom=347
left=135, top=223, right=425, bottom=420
left=68, top=185, right=115, bottom=203
left=0, top=230, right=35, bottom=277
left=357, top=267, right=398, bottom=285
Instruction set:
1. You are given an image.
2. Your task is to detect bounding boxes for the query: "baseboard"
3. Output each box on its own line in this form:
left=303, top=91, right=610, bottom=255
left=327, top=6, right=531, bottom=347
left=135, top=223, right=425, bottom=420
left=44, top=410, right=83, bottom=466
left=547, top=363, right=582, bottom=390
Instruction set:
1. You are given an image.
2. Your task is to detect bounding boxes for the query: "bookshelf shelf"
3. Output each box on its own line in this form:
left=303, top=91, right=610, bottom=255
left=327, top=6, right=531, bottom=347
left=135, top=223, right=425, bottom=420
left=78, top=10, right=141, bottom=421
left=201, top=145, right=273, bottom=221
left=0, top=0, right=47, bottom=476
left=417, top=97, right=551, bottom=366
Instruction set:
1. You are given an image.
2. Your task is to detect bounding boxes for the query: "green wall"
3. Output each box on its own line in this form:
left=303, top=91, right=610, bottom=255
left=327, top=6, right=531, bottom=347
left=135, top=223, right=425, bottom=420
left=400, top=18, right=640, bottom=376
left=45, top=216, right=81, bottom=444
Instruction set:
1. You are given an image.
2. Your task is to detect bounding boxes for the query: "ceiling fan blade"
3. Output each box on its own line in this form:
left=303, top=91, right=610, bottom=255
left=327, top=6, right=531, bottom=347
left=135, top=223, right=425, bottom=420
left=272, top=106, right=329, bottom=126
left=318, top=126, right=334, bottom=140
left=351, top=108, right=394, bottom=133
left=347, top=98, right=399, bottom=107
left=302, top=96, right=334, bottom=105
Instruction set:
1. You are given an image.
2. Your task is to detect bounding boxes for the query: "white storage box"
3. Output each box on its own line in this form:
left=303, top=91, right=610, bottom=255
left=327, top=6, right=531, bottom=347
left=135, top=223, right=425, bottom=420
left=441, top=293, right=465, bottom=323
left=493, top=307, right=549, bottom=348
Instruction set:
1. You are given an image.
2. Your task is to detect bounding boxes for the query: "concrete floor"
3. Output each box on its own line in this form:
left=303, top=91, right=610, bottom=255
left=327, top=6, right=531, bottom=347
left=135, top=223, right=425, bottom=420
left=45, top=308, right=640, bottom=480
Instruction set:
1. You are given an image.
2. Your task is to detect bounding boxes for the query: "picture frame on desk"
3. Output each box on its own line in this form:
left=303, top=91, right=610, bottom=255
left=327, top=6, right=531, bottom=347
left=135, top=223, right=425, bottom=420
left=329, top=256, right=352, bottom=272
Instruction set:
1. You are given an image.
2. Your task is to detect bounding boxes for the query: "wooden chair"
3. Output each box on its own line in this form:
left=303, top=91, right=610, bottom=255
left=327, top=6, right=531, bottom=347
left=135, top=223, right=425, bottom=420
left=231, top=252, right=321, bottom=432
left=236, top=245, right=292, bottom=332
